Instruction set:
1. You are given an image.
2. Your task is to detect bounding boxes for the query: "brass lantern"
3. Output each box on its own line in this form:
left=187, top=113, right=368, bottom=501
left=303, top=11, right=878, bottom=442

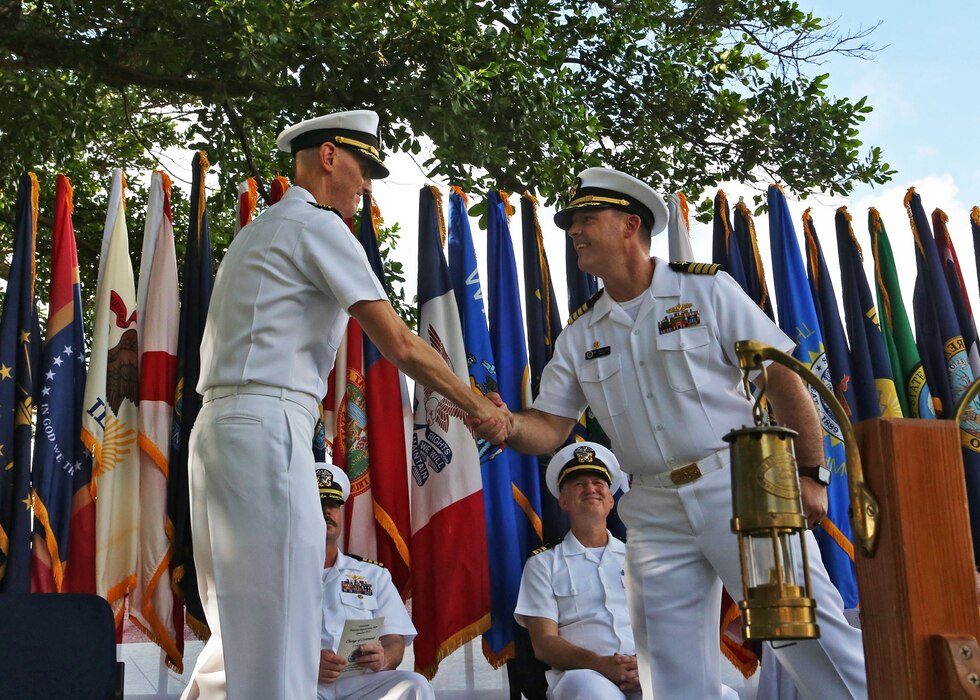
left=725, top=340, right=881, bottom=641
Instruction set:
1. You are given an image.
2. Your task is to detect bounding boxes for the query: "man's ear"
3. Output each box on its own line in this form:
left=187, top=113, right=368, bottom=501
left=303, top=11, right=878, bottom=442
left=319, top=141, right=338, bottom=172
left=622, top=212, right=642, bottom=239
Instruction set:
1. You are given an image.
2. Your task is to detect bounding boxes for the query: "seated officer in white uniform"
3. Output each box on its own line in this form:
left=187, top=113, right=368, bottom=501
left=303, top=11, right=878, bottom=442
left=514, top=442, right=638, bottom=700
left=316, top=465, right=434, bottom=700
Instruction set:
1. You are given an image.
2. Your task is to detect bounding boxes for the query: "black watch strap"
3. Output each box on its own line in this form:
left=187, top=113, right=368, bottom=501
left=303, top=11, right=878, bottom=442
left=798, top=465, right=831, bottom=486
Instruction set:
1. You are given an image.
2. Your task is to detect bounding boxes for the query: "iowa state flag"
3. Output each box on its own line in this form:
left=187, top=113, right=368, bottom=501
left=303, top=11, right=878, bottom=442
left=905, top=188, right=980, bottom=564
left=487, top=191, right=543, bottom=558
left=447, top=187, right=523, bottom=667
left=733, top=199, right=775, bottom=321
left=712, top=190, right=747, bottom=289
left=168, top=152, right=214, bottom=639
left=355, top=194, right=412, bottom=596
left=31, top=175, right=93, bottom=595
left=131, top=170, right=182, bottom=670
left=868, top=209, right=934, bottom=419
left=835, top=207, right=901, bottom=420
left=934, top=208, right=980, bottom=376
left=0, top=172, right=40, bottom=593
left=768, top=185, right=857, bottom=607
left=81, top=168, right=140, bottom=626
left=411, top=186, right=489, bottom=678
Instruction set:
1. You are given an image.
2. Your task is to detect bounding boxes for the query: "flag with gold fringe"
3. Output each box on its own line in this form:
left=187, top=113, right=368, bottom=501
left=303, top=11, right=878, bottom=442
left=131, top=170, right=182, bottom=671
left=168, top=152, right=214, bottom=641
left=270, top=175, right=289, bottom=204
left=868, top=208, right=934, bottom=419
left=234, top=178, right=258, bottom=235
left=934, top=208, right=980, bottom=376
left=667, top=192, right=694, bottom=262
left=81, top=168, right=140, bottom=627
left=447, top=186, right=522, bottom=668
left=732, top=199, right=775, bottom=321
left=0, top=172, right=40, bottom=593
left=712, top=190, right=748, bottom=288
left=31, top=175, right=92, bottom=595
left=905, top=187, right=980, bottom=564
left=800, top=208, right=859, bottom=608
left=410, top=186, right=490, bottom=678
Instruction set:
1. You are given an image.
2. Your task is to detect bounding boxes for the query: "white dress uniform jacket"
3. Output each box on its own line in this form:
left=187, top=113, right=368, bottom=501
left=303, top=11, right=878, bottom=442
left=319, top=551, right=433, bottom=700
left=531, top=259, right=868, bottom=700
left=514, top=531, right=638, bottom=700
left=182, top=186, right=388, bottom=700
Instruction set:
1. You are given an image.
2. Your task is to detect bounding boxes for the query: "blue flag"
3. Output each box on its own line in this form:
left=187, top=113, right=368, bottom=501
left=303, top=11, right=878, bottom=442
left=732, top=200, right=775, bottom=321
left=0, top=173, right=40, bottom=592
left=934, top=209, right=980, bottom=377
left=168, top=152, right=214, bottom=637
left=905, top=188, right=980, bottom=564
left=487, top=191, right=543, bottom=558
left=835, top=207, right=901, bottom=420
left=712, top=190, right=748, bottom=290
left=565, top=234, right=598, bottom=313
left=447, top=188, right=523, bottom=666
left=30, top=174, right=92, bottom=593
left=768, top=185, right=857, bottom=608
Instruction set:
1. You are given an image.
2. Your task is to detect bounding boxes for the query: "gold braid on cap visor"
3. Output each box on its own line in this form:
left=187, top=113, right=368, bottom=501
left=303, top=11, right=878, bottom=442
left=335, top=135, right=380, bottom=158
left=569, top=195, right=631, bottom=208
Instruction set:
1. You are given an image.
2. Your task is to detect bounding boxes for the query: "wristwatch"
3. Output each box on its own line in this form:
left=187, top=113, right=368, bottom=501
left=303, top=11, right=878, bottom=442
left=798, top=465, right=831, bottom=487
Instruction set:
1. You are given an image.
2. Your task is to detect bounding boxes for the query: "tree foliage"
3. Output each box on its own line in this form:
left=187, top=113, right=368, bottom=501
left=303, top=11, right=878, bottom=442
left=0, top=0, right=892, bottom=311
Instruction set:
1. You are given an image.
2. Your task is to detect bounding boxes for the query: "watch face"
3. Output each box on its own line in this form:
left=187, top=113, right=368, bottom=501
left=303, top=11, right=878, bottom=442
left=817, top=467, right=831, bottom=485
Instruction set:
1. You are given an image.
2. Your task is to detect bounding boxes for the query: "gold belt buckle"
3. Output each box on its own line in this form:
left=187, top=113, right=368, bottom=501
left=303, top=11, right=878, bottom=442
left=670, top=463, right=702, bottom=486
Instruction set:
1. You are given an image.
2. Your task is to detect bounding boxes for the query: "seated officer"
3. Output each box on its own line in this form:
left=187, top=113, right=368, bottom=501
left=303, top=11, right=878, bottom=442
left=316, top=464, right=434, bottom=700
left=514, top=442, right=639, bottom=700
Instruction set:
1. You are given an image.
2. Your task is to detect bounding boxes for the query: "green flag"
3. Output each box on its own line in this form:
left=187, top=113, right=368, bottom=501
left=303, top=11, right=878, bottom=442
left=868, top=208, right=935, bottom=418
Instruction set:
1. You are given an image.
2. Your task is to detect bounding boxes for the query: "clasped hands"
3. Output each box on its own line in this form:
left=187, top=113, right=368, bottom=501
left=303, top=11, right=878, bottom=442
left=468, top=391, right=513, bottom=445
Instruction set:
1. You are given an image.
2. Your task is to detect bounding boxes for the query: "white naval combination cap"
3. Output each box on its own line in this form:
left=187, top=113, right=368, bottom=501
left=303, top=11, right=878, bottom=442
left=554, top=166, right=669, bottom=236
left=316, top=463, right=351, bottom=505
left=545, top=442, right=623, bottom=499
left=276, top=109, right=389, bottom=179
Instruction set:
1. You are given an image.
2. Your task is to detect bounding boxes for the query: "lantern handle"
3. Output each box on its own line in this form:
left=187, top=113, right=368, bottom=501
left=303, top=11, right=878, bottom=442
left=734, top=340, right=880, bottom=557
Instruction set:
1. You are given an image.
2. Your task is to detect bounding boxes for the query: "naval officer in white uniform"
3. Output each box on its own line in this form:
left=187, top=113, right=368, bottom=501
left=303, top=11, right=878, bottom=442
left=477, top=167, right=868, bottom=700
left=315, top=465, right=434, bottom=700
left=182, top=109, right=508, bottom=700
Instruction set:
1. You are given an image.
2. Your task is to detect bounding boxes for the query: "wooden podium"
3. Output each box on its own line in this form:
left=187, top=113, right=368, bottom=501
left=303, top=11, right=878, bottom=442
left=854, top=417, right=980, bottom=698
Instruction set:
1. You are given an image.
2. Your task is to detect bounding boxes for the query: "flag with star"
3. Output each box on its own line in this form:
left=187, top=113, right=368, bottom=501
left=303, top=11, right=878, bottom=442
left=0, top=172, right=41, bottom=593
left=411, top=186, right=490, bottom=678
left=30, top=174, right=92, bottom=595
left=712, top=190, right=748, bottom=289
left=81, top=168, right=140, bottom=627
left=168, top=152, right=213, bottom=640
left=835, top=207, right=901, bottom=421
left=868, top=209, right=934, bottom=419
left=487, top=191, right=543, bottom=561
left=447, top=187, right=522, bottom=668
left=934, top=208, right=980, bottom=376
left=131, top=170, right=182, bottom=670
left=905, top=188, right=980, bottom=564
left=768, top=184, right=856, bottom=604
left=732, top=199, right=775, bottom=321
left=800, top=207, right=859, bottom=608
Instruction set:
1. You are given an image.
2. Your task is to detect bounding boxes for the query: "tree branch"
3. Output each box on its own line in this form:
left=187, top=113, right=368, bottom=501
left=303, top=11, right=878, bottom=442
left=222, top=99, right=270, bottom=204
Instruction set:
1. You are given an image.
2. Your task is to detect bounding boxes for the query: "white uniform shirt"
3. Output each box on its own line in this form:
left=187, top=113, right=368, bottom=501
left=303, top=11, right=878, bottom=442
left=321, top=550, right=417, bottom=651
left=198, top=185, right=387, bottom=398
left=533, top=258, right=794, bottom=473
left=514, top=531, right=633, bottom=659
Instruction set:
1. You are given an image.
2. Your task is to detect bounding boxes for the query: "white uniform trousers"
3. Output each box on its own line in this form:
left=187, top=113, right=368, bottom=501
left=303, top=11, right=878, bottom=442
left=317, top=670, right=435, bottom=699
left=548, top=669, right=642, bottom=700
left=619, top=464, right=868, bottom=700
left=181, top=391, right=325, bottom=700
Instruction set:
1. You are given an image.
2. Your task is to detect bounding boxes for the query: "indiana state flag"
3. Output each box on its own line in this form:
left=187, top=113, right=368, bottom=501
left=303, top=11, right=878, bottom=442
left=868, top=209, right=934, bottom=419
left=835, top=207, right=901, bottom=420
left=0, top=172, right=40, bottom=593
left=768, top=185, right=857, bottom=607
left=905, top=188, right=980, bottom=564
left=447, top=187, right=522, bottom=667
left=712, top=190, right=748, bottom=289
left=31, top=174, right=92, bottom=594
left=733, top=199, right=775, bottom=321
left=487, top=191, right=543, bottom=558
left=411, top=186, right=489, bottom=678
left=934, top=208, right=980, bottom=376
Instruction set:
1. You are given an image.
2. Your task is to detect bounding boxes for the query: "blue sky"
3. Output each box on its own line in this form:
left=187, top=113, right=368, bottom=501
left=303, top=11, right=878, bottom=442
left=374, top=1, right=980, bottom=319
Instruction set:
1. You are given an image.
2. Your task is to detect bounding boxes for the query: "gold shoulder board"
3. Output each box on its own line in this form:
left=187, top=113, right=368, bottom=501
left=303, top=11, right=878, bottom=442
left=669, top=261, right=721, bottom=275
